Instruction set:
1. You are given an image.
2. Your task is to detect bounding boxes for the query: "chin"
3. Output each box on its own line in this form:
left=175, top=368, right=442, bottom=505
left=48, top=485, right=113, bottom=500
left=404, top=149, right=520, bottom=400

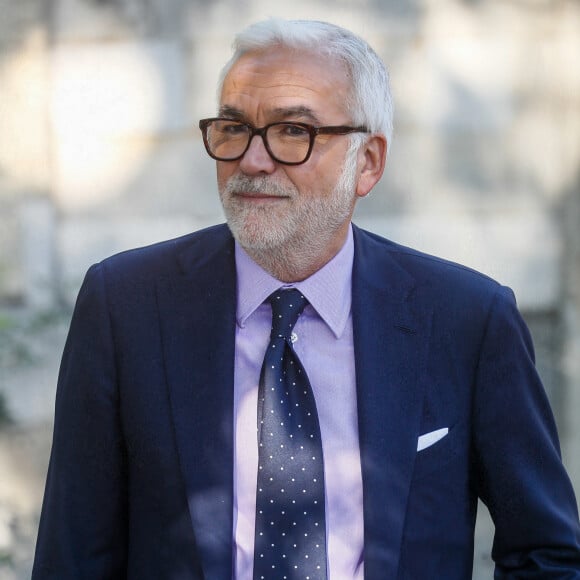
left=232, top=227, right=289, bottom=253
left=226, top=217, right=279, bottom=249
left=225, top=207, right=294, bottom=250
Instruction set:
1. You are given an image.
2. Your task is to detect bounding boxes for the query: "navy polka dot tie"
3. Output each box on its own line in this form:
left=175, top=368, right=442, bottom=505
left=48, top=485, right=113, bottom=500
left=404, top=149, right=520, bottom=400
left=253, top=289, right=327, bottom=580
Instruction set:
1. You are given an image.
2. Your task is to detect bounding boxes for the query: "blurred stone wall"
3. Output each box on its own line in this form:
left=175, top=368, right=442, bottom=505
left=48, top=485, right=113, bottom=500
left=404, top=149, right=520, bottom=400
left=0, top=0, right=579, bottom=577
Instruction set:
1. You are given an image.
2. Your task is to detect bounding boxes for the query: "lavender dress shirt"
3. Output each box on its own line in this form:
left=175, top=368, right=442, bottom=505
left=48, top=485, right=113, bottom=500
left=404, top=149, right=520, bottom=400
left=233, top=225, right=364, bottom=579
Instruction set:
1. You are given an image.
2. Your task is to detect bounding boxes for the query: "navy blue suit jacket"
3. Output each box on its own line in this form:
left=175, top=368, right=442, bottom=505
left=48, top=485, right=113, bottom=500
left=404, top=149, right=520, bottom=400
left=33, top=224, right=580, bottom=578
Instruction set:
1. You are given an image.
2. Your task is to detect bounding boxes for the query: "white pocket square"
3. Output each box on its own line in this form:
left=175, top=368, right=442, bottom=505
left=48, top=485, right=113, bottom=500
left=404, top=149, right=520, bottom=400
left=417, top=427, right=449, bottom=452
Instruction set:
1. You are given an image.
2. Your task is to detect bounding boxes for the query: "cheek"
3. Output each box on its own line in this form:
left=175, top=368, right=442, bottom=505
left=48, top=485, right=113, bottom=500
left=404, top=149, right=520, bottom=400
left=302, top=170, right=335, bottom=198
left=285, top=163, right=329, bottom=195
left=216, top=162, right=235, bottom=190
left=299, top=153, right=348, bottom=196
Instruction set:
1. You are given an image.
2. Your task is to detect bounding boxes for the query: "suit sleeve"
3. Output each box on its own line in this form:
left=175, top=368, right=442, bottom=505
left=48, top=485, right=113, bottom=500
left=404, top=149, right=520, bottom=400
left=32, top=263, right=128, bottom=579
left=473, top=286, right=580, bottom=577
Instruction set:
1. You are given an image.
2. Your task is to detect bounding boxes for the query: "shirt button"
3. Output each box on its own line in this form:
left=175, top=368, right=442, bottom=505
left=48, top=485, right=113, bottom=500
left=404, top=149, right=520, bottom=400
left=291, top=332, right=298, bottom=344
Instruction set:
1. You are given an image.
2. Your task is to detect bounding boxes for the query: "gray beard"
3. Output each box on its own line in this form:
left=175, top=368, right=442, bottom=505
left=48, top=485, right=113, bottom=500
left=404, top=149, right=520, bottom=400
left=219, top=149, right=358, bottom=280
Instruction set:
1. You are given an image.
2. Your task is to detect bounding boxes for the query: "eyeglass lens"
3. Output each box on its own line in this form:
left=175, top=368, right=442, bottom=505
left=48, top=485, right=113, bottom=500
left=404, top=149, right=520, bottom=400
left=205, top=120, right=312, bottom=164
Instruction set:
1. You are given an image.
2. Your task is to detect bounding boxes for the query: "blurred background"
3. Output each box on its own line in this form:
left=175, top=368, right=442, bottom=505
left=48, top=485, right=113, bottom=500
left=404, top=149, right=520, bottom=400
left=0, top=0, right=579, bottom=577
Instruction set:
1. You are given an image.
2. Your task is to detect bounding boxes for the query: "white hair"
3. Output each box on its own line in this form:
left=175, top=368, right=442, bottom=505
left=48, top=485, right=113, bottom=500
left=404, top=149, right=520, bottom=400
left=218, top=19, right=394, bottom=148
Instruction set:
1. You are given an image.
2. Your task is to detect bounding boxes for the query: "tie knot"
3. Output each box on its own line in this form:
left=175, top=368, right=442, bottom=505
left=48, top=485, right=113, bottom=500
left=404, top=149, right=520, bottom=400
left=269, top=288, right=308, bottom=341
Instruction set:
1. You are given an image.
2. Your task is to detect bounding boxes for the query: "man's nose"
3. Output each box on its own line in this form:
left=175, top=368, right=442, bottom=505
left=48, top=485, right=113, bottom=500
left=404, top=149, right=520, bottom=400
left=238, top=134, right=277, bottom=175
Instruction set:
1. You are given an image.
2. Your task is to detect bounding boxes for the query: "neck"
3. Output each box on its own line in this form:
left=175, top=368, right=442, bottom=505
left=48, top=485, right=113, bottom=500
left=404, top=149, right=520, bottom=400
left=241, top=227, right=349, bottom=282
left=243, top=248, right=326, bottom=283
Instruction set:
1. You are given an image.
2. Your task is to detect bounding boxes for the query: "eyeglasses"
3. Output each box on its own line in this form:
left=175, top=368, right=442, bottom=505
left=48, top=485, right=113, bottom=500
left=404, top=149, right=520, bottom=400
left=198, top=117, right=369, bottom=166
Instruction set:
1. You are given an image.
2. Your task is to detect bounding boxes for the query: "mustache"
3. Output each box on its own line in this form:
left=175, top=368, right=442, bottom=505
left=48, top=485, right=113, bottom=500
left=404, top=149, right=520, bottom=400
left=222, top=175, right=295, bottom=198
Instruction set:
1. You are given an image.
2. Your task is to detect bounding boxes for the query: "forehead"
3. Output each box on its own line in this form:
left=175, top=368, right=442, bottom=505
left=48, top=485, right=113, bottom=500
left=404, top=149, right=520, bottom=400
left=219, top=47, right=351, bottom=122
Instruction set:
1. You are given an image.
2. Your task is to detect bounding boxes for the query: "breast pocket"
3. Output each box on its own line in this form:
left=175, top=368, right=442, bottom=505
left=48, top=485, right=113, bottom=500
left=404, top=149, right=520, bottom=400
left=412, top=425, right=461, bottom=480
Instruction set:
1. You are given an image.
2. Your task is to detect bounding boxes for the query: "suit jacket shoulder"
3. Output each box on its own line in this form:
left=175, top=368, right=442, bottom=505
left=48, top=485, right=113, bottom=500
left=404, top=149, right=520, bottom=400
left=353, top=224, right=503, bottom=296
left=94, top=223, right=234, bottom=283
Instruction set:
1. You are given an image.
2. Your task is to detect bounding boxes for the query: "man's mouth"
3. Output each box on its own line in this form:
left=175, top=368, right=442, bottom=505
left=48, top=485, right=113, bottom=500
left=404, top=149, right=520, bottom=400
left=234, top=191, right=289, bottom=201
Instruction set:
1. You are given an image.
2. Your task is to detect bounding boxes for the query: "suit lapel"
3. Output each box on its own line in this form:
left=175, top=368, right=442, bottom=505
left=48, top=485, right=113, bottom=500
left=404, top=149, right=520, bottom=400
left=352, top=227, right=432, bottom=579
left=156, top=227, right=237, bottom=579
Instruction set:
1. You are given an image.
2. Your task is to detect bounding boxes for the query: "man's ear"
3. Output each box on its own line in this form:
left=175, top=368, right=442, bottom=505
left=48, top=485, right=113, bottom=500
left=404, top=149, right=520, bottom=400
left=355, top=134, right=387, bottom=198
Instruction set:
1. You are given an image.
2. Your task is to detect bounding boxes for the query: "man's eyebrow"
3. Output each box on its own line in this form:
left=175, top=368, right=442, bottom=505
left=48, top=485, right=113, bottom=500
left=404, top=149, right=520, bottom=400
left=271, top=106, right=322, bottom=124
left=217, top=105, right=323, bottom=125
left=218, top=105, right=246, bottom=120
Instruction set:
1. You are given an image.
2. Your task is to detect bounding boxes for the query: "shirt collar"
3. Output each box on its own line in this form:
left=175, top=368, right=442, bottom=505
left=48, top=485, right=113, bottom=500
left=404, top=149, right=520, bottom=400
left=235, top=225, right=354, bottom=339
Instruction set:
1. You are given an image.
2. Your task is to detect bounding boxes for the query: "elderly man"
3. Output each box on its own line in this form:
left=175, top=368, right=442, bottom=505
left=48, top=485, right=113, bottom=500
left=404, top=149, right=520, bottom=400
left=33, top=19, right=580, bottom=580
